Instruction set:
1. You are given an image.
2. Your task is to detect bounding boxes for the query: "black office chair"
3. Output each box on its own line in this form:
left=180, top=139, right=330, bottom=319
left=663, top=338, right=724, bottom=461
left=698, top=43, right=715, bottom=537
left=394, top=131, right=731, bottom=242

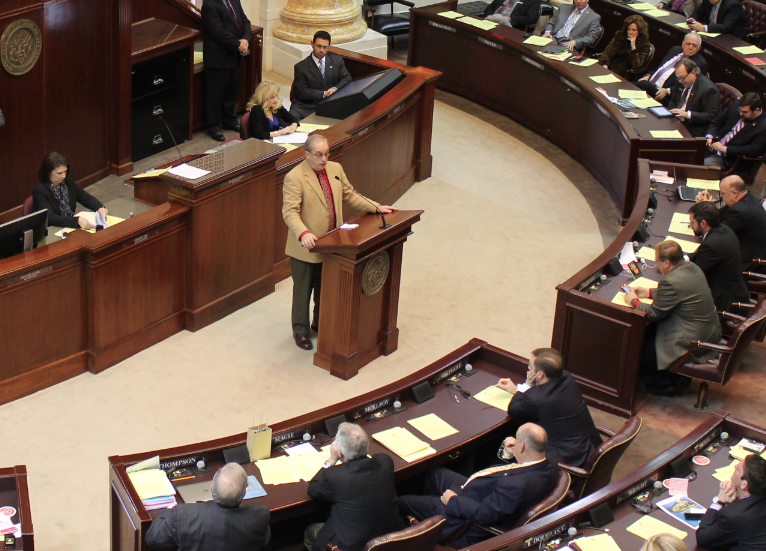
left=363, top=0, right=415, bottom=48
left=581, top=26, right=604, bottom=57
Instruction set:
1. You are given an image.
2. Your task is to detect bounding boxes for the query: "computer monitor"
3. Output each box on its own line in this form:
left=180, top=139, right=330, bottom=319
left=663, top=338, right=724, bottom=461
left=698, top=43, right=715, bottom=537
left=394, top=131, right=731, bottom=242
left=0, top=209, right=49, bottom=260
left=316, top=68, right=406, bottom=120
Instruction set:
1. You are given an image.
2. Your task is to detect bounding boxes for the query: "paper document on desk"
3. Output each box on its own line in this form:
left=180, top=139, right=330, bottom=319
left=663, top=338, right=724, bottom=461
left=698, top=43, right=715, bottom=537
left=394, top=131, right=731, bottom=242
left=541, top=52, right=572, bottom=62
left=618, top=89, right=648, bottom=99
left=671, top=212, right=690, bottom=225
left=55, top=214, right=125, bottom=237
left=733, top=45, right=765, bottom=55
left=620, top=242, right=637, bottom=266
left=569, top=58, right=599, bottom=67
left=408, top=414, right=459, bottom=441
left=627, top=515, right=688, bottom=540
left=570, top=533, right=623, bottom=551
left=669, top=238, right=700, bottom=254
left=134, top=168, right=170, bottom=178
left=668, top=221, right=695, bottom=236
left=523, top=36, right=552, bottom=46
left=127, top=455, right=160, bottom=473
left=128, top=469, right=176, bottom=499
left=340, top=223, right=358, bottom=229
left=372, top=427, right=435, bottom=462
left=473, top=385, right=514, bottom=410
left=612, top=276, right=659, bottom=306
left=643, top=9, right=670, bottom=16
left=650, top=130, right=684, bottom=139
left=590, top=74, right=621, bottom=84
left=298, top=123, right=330, bottom=132
left=274, top=132, right=309, bottom=144
left=636, top=246, right=655, bottom=260
left=285, top=442, right=318, bottom=456
left=255, top=456, right=302, bottom=485
left=685, top=178, right=720, bottom=190
left=437, top=10, right=464, bottom=18
left=729, top=445, right=755, bottom=461
left=244, top=475, right=267, bottom=499
left=630, top=97, right=663, bottom=108
left=168, top=163, right=211, bottom=180
left=657, top=495, right=705, bottom=529
left=713, top=459, right=740, bottom=481
left=630, top=2, right=657, bottom=9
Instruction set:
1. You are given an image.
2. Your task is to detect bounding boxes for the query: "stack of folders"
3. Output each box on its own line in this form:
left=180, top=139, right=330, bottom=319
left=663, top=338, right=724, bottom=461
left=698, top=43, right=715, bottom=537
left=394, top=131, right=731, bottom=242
left=372, top=427, right=436, bottom=462
left=127, top=456, right=177, bottom=510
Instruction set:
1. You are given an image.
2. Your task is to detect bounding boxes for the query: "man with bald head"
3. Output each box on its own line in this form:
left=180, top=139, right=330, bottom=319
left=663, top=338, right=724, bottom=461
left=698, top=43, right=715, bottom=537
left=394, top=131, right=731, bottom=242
left=636, top=33, right=708, bottom=104
left=146, top=463, right=270, bottom=551
left=397, top=423, right=558, bottom=547
left=697, top=175, right=766, bottom=270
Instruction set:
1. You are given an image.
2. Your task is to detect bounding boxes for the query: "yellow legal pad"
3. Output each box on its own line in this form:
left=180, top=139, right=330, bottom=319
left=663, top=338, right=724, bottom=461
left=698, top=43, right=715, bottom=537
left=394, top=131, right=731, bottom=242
left=733, top=45, right=765, bottom=55
left=631, top=98, right=663, bottom=108
left=298, top=123, right=331, bottom=132
left=669, top=238, right=700, bottom=254
left=408, top=413, right=459, bottom=440
left=729, top=445, right=755, bottom=461
left=672, top=212, right=690, bottom=224
left=542, top=52, right=572, bottom=61
left=372, top=427, right=436, bottom=462
left=668, top=220, right=695, bottom=236
left=650, top=130, right=684, bottom=139
left=128, top=469, right=176, bottom=499
left=254, top=456, right=302, bottom=485
left=590, top=74, right=622, bottom=84
left=627, top=515, right=688, bottom=540
left=572, top=533, right=623, bottom=551
left=643, top=9, right=670, bottom=16
left=473, top=385, right=514, bottom=411
left=133, top=168, right=170, bottom=178
left=570, top=58, right=599, bottom=67
left=523, top=35, right=552, bottom=46
left=611, top=277, right=659, bottom=306
left=618, top=89, right=648, bottom=99
left=713, top=459, right=739, bottom=482
left=686, top=178, right=720, bottom=190
left=437, top=10, right=464, bottom=18
left=630, top=2, right=656, bottom=9
left=54, top=215, right=126, bottom=237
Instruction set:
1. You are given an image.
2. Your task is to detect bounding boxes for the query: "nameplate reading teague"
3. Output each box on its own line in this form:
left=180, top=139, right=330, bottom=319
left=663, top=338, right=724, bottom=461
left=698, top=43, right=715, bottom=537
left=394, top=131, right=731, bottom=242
left=362, top=250, right=389, bottom=296
left=1, top=19, right=42, bottom=76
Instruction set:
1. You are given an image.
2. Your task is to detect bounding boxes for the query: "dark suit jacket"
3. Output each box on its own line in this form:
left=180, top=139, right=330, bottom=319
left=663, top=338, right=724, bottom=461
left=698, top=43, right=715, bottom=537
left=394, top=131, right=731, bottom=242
left=506, top=371, right=602, bottom=468
left=145, top=501, right=270, bottom=551
left=444, top=458, right=558, bottom=547
left=646, top=46, right=709, bottom=88
left=246, top=106, right=299, bottom=140
left=32, top=177, right=104, bottom=229
left=635, top=261, right=721, bottom=369
left=308, top=454, right=403, bottom=551
left=690, top=0, right=749, bottom=38
left=482, top=0, right=542, bottom=29
left=706, top=100, right=766, bottom=173
left=697, top=495, right=766, bottom=551
left=721, top=191, right=766, bottom=269
left=201, top=0, right=252, bottom=69
left=667, top=74, right=721, bottom=137
left=291, top=53, right=352, bottom=113
left=692, top=224, right=750, bottom=311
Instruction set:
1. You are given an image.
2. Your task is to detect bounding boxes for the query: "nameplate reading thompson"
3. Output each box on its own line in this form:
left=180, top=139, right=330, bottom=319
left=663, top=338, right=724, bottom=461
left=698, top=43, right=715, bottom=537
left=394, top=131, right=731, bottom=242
left=1, top=19, right=42, bottom=76
left=362, top=251, right=389, bottom=296
left=160, top=456, right=204, bottom=471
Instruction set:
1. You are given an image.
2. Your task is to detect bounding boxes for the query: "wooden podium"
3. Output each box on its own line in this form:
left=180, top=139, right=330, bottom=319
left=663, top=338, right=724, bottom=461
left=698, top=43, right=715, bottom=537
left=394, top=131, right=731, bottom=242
left=312, top=210, right=423, bottom=379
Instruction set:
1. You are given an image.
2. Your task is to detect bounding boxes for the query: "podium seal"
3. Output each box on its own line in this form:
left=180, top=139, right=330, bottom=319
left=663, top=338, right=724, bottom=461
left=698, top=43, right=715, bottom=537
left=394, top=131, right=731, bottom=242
left=1, top=19, right=42, bottom=76
left=362, top=251, right=389, bottom=296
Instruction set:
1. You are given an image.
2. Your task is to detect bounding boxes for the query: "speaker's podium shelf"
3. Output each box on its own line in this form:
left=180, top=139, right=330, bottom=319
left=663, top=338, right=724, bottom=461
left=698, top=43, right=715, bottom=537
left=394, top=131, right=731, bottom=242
left=131, top=19, right=199, bottom=162
left=312, top=209, right=423, bottom=380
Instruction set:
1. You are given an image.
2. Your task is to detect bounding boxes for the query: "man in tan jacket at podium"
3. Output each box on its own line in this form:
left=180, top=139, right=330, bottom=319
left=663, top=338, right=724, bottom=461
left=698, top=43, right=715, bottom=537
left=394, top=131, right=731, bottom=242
left=282, top=134, right=397, bottom=351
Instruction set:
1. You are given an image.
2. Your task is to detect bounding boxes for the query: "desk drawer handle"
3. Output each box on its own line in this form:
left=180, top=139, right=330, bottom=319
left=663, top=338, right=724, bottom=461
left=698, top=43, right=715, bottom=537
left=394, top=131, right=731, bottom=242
left=152, top=134, right=164, bottom=145
left=153, top=76, right=164, bottom=86
left=152, top=105, right=164, bottom=116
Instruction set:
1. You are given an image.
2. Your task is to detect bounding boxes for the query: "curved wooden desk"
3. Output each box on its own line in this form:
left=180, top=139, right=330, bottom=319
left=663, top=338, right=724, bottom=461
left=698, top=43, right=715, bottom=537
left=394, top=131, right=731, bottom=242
left=408, top=1, right=706, bottom=219
left=590, top=0, right=766, bottom=99
left=108, top=339, right=528, bottom=551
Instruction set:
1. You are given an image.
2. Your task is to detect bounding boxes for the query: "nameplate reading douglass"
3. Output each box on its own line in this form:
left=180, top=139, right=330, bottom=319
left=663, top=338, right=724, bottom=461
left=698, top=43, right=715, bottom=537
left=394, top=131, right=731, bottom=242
left=429, top=21, right=456, bottom=32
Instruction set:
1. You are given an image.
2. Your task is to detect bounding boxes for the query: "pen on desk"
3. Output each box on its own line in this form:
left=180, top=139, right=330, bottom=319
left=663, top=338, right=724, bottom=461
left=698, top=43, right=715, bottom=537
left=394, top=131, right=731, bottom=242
left=173, top=476, right=195, bottom=482
left=452, top=392, right=459, bottom=404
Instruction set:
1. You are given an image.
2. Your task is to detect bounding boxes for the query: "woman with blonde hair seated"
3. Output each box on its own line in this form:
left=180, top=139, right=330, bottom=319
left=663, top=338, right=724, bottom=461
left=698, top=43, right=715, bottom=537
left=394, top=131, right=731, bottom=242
left=246, top=80, right=299, bottom=140
left=599, top=15, right=652, bottom=80
left=640, top=533, right=688, bottom=551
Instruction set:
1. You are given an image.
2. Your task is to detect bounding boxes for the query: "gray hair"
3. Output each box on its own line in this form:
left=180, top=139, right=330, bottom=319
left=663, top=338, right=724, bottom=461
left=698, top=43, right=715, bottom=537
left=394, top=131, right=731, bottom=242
left=304, top=133, right=329, bottom=152
left=211, top=463, right=248, bottom=508
left=684, top=32, right=702, bottom=47
left=335, top=422, right=369, bottom=460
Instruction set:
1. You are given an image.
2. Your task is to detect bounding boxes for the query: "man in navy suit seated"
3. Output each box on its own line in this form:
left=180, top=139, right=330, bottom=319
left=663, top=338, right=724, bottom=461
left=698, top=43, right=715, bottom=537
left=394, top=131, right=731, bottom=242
left=397, top=423, right=558, bottom=547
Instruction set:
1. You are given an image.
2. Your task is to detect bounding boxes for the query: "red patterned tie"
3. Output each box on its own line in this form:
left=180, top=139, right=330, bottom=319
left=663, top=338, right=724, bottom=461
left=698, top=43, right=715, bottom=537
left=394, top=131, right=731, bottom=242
left=316, top=171, right=336, bottom=231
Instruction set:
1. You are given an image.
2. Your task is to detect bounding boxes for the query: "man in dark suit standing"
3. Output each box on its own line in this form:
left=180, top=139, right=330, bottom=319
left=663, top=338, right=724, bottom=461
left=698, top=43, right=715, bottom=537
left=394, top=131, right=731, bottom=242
left=704, top=92, right=766, bottom=174
left=636, top=33, right=707, bottom=104
left=668, top=58, right=720, bottom=137
left=289, top=31, right=353, bottom=120
left=625, top=240, right=721, bottom=395
left=496, top=348, right=601, bottom=468
left=305, top=423, right=403, bottom=551
left=688, top=0, right=749, bottom=38
left=201, top=0, right=252, bottom=142
left=688, top=201, right=750, bottom=311
left=697, top=454, right=766, bottom=551
left=145, top=462, right=270, bottom=551
left=698, top=175, right=766, bottom=270
left=483, top=0, right=542, bottom=30
left=397, top=423, right=558, bottom=547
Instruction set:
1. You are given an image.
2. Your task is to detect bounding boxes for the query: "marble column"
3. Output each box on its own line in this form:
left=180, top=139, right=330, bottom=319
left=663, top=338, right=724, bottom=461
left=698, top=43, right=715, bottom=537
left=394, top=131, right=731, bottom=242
left=273, top=0, right=367, bottom=44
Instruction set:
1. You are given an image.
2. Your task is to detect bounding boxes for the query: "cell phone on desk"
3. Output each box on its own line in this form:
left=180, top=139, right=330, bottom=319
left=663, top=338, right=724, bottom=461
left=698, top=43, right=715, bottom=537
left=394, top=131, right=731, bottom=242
left=684, top=512, right=705, bottom=520
left=621, top=285, right=632, bottom=293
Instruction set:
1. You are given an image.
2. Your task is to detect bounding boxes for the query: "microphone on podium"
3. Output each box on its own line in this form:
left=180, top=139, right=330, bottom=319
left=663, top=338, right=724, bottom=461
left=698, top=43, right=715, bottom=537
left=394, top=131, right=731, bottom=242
left=335, top=176, right=392, bottom=229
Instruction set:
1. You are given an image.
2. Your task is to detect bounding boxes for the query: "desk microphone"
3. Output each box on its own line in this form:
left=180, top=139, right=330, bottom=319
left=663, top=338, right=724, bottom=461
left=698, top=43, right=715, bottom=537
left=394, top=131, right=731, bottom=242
left=335, top=176, right=392, bottom=229
left=158, top=114, right=184, bottom=165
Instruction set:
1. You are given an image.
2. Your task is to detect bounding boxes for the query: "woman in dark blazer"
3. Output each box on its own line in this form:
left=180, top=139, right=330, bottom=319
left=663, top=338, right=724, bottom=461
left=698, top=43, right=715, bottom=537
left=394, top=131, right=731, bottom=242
left=599, top=15, right=652, bottom=79
left=245, top=80, right=299, bottom=140
left=32, top=152, right=106, bottom=229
